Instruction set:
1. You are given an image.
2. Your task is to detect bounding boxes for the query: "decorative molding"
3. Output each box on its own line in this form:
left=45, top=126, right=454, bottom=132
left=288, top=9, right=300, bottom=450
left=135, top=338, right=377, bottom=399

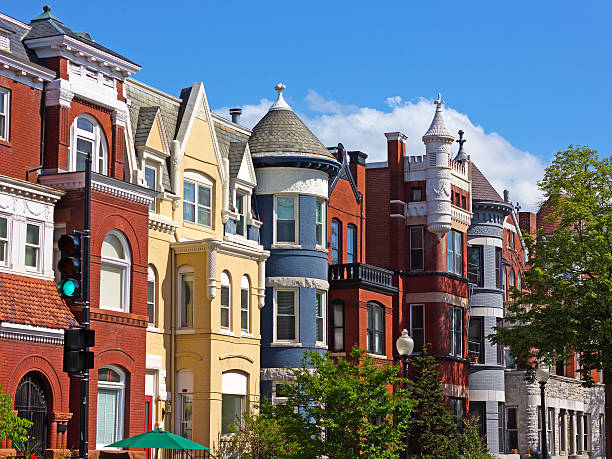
left=0, top=53, right=55, bottom=87
left=255, top=167, right=329, bottom=199
left=218, top=354, right=255, bottom=364
left=112, top=110, right=128, bottom=127
left=207, top=243, right=218, bottom=300
left=405, top=291, right=468, bottom=307
left=469, top=307, right=504, bottom=318
left=384, top=132, right=407, bottom=142
left=0, top=174, right=64, bottom=204
left=265, top=276, right=329, bottom=290
left=149, top=213, right=180, bottom=234
left=0, top=323, right=64, bottom=345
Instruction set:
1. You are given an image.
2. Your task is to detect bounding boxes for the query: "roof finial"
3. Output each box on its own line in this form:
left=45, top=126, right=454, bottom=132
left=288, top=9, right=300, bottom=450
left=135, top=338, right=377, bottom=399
left=434, top=92, right=444, bottom=109
left=43, top=5, right=51, bottom=12
left=454, top=130, right=468, bottom=162
left=269, top=83, right=292, bottom=111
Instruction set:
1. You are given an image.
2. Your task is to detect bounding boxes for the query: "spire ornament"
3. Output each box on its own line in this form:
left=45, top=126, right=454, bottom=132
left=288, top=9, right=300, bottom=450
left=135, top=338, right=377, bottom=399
left=454, top=130, right=468, bottom=162
left=269, top=83, right=292, bottom=111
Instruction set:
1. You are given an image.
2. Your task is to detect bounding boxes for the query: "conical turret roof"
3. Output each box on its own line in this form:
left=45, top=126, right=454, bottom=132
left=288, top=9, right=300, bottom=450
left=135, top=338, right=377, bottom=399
left=423, top=93, right=454, bottom=141
left=248, top=84, right=335, bottom=159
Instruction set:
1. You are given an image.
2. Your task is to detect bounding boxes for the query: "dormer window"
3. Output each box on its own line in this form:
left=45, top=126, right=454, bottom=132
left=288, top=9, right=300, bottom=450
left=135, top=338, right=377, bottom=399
left=235, top=192, right=246, bottom=236
left=144, top=161, right=158, bottom=212
left=0, top=29, right=10, bottom=53
left=70, top=115, right=108, bottom=174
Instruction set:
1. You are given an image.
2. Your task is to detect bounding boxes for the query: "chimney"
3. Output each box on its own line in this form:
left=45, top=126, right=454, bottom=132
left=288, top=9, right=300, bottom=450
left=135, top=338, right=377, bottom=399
left=503, top=189, right=510, bottom=203
left=229, top=108, right=242, bottom=124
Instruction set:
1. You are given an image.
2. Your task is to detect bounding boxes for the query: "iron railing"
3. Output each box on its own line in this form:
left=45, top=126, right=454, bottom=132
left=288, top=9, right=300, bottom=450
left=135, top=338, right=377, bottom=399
left=329, top=262, right=397, bottom=294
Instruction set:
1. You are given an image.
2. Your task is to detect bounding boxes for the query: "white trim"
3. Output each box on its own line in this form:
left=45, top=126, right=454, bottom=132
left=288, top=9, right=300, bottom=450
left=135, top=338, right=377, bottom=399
left=316, top=290, right=326, bottom=345
left=24, top=221, right=41, bottom=272
left=405, top=291, right=468, bottom=308
left=149, top=213, right=180, bottom=234
left=147, top=265, right=156, bottom=326
left=70, top=114, right=109, bottom=174
left=220, top=271, right=231, bottom=330
left=468, top=389, right=505, bottom=402
left=0, top=322, right=64, bottom=345
left=469, top=307, right=504, bottom=318
left=315, top=198, right=325, bottom=249
left=274, top=288, right=299, bottom=344
left=0, top=86, right=9, bottom=141
left=265, top=276, right=329, bottom=290
left=467, top=236, right=502, bottom=247
left=241, top=275, right=250, bottom=333
left=274, top=194, right=298, bottom=245
left=255, top=167, right=329, bottom=199
left=100, top=230, right=131, bottom=312
left=0, top=174, right=64, bottom=204
left=96, top=365, right=126, bottom=450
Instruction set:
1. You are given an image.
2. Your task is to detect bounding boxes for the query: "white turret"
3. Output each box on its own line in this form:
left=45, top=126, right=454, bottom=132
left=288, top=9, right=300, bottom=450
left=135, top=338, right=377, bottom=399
left=422, top=93, right=454, bottom=239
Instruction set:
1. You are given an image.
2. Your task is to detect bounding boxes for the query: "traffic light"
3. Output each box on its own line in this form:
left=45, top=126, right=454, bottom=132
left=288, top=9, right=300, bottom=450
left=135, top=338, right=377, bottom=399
left=63, top=328, right=95, bottom=374
left=58, top=231, right=83, bottom=300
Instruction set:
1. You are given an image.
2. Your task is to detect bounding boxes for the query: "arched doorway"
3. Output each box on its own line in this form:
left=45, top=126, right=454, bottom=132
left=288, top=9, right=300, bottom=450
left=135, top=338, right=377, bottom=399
left=14, top=372, right=49, bottom=455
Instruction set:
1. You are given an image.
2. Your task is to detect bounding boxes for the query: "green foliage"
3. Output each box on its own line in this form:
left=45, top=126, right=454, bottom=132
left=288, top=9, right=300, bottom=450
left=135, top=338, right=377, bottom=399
left=490, top=145, right=612, bottom=384
left=0, top=384, right=32, bottom=445
left=459, top=417, right=493, bottom=459
left=405, top=351, right=460, bottom=457
left=218, top=347, right=416, bottom=458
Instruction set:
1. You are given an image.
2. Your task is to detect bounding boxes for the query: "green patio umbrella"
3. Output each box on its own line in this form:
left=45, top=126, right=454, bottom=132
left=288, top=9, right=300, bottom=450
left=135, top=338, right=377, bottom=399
left=106, top=429, right=209, bottom=450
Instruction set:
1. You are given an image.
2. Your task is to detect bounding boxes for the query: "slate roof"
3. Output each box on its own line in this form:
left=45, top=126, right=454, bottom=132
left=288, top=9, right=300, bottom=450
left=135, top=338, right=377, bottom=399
left=125, top=79, right=180, bottom=192
left=23, top=7, right=138, bottom=66
left=213, top=121, right=250, bottom=180
left=0, top=15, right=55, bottom=75
left=471, top=162, right=503, bottom=203
left=0, top=272, right=76, bottom=329
left=248, top=108, right=334, bottom=159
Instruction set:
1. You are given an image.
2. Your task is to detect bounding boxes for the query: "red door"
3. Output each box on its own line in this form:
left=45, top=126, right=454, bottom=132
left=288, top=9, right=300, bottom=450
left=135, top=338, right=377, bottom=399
left=145, top=396, right=153, bottom=459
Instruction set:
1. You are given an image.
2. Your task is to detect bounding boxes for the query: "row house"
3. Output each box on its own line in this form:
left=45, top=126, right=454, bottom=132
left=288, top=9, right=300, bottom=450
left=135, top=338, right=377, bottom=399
left=124, top=77, right=268, bottom=450
left=366, top=94, right=471, bottom=426
left=326, top=145, right=397, bottom=362
left=0, top=6, right=155, bottom=458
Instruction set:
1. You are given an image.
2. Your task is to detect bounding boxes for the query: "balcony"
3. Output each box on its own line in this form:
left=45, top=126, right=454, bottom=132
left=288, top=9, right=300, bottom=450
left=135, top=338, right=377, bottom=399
left=329, top=263, right=397, bottom=295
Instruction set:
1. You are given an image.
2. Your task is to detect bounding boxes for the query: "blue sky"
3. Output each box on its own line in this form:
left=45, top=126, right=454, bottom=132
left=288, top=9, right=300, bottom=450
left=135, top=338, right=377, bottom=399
left=5, top=1, right=611, bottom=208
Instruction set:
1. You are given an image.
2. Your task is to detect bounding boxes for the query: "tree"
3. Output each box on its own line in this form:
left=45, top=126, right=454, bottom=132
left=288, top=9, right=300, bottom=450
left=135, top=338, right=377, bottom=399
left=405, top=351, right=461, bottom=457
left=460, top=417, right=494, bottom=459
left=219, top=347, right=415, bottom=458
left=0, top=384, right=32, bottom=446
left=490, top=145, right=612, bottom=456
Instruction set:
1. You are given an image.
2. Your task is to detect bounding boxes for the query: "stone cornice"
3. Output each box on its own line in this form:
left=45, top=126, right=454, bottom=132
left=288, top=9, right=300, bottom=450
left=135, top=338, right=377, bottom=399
left=149, top=213, right=180, bottom=234
left=0, top=53, right=56, bottom=83
left=0, top=174, right=64, bottom=204
left=0, top=322, right=64, bottom=345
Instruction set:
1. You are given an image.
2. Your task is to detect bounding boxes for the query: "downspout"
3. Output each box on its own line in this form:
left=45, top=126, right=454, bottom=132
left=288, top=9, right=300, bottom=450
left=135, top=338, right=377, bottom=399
left=359, top=192, right=364, bottom=263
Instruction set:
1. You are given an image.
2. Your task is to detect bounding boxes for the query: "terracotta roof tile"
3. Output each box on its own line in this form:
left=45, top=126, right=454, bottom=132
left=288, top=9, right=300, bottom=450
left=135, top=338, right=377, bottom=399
left=0, top=272, right=76, bottom=329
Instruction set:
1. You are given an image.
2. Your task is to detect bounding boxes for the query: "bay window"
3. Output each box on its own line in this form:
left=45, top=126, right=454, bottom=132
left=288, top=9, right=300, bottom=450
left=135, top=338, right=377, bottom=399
left=468, top=316, right=484, bottom=363
left=315, top=199, right=324, bottom=247
left=316, top=291, right=326, bottom=344
left=275, top=196, right=297, bottom=243
left=410, top=304, right=425, bottom=353
left=467, top=245, right=483, bottom=286
left=99, top=231, right=131, bottom=312
left=221, top=371, right=247, bottom=435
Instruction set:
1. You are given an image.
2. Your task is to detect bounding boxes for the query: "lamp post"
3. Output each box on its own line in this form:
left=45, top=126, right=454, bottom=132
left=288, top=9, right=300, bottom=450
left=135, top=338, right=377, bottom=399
left=396, top=329, right=414, bottom=459
left=535, top=366, right=550, bottom=459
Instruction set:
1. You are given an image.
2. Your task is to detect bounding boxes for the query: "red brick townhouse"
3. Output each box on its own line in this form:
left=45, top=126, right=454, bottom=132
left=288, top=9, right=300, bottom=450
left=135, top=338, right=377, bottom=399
left=327, top=144, right=397, bottom=362
left=366, top=95, right=471, bottom=424
left=0, top=7, right=155, bottom=457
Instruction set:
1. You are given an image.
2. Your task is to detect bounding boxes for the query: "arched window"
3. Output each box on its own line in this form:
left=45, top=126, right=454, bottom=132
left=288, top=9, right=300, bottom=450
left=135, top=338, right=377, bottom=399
left=517, top=272, right=522, bottom=292
left=241, top=275, right=250, bottom=333
left=100, top=231, right=131, bottom=312
left=331, top=218, right=342, bottom=264
left=221, top=271, right=231, bottom=330
left=70, top=114, right=108, bottom=174
left=147, top=265, right=157, bottom=326
left=508, top=267, right=516, bottom=300
left=96, top=365, right=125, bottom=448
left=178, top=266, right=194, bottom=329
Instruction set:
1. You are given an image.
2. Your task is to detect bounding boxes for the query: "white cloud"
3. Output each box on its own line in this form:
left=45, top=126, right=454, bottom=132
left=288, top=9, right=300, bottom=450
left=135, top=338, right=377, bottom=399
left=215, top=91, right=545, bottom=210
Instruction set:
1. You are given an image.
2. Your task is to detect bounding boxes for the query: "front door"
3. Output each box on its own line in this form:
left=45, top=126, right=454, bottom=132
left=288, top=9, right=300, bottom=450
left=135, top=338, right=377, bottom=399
left=145, top=395, right=153, bottom=459
left=15, top=373, right=49, bottom=456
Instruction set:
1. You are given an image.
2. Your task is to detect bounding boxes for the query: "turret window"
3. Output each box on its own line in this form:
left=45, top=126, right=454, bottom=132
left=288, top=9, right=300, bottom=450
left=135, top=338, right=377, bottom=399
left=275, top=289, right=298, bottom=342
left=315, top=199, right=324, bottom=247
left=447, top=230, right=463, bottom=276
left=275, top=196, right=297, bottom=244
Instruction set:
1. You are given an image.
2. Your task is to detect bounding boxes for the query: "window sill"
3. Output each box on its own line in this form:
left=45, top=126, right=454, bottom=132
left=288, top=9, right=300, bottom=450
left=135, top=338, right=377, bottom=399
left=315, top=342, right=328, bottom=349
left=0, top=139, right=12, bottom=148
left=219, top=328, right=235, bottom=336
left=241, top=331, right=254, bottom=338
left=315, top=245, right=328, bottom=253
left=176, top=328, right=195, bottom=334
left=368, top=353, right=388, bottom=360
left=147, top=325, right=161, bottom=333
left=270, top=342, right=302, bottom=347
left=271, top=243, right=302, bottom=250
left=182, top=220, right=213, bottom=231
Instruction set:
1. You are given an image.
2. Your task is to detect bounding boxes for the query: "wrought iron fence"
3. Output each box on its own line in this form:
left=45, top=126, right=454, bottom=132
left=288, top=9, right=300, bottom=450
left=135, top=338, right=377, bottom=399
left=159, top=449, right=216, bottom=459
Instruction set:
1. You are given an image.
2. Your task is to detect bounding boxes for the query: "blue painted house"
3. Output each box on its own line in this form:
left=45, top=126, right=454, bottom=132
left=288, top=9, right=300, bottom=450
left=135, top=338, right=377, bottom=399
left=248, top=84, right=340, bottom=398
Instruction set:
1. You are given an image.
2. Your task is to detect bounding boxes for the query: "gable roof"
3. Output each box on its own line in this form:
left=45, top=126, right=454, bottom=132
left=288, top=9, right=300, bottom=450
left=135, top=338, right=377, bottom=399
left=0, top=272, right=76, bottom=329
left=213, top=120, right=251, bottom=180
left=134, top=106, right=161, bottom=147
left=470, top=162, right=503, bottom=203
left=328, top=146, right=362, bottom=203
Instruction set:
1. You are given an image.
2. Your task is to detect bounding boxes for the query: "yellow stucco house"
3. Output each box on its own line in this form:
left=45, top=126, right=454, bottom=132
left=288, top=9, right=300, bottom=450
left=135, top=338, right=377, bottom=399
left=124, top=78, right=268, bottom=449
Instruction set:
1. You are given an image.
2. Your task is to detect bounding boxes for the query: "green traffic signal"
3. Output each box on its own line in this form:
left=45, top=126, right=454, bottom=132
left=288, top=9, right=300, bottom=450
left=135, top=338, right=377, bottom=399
left=58, top=278, right=79, bottom=298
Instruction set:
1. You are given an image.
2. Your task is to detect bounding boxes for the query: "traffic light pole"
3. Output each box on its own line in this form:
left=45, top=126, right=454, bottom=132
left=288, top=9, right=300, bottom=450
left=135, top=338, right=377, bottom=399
left=80, top=150, right=92, bottom=459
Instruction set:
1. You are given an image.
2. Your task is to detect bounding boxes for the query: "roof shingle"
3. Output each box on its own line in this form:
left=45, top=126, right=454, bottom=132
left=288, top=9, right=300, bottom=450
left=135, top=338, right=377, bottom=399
left=471, top=162, right=503, bottom=203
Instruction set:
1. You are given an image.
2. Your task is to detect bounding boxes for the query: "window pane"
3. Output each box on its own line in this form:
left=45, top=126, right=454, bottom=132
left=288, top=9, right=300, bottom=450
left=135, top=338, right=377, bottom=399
left=315, top=200, right=322, bottom=222
left=198, top=185, right=211, bottom=207
left=241, top=289, right=249, bottom=331
left=77, top=117, right=94, bottom=132
left=181, top=274, right=193, bottom=328
left=25, top=247, right=37, bottom=267
left=276, top=291, right=295, bottom=314
left=181, top=395, right=193, bottom=439
left=276, top=316, right=295, bottom=340
left=0, top=114, right=5, bottom=139
left=100, top=264, right=123, bottom=309
left=276, top=197, right=294, bottom=220
left=197, top=207, right=211, bottom=227
left=334, top=329, right=344, bottom=351
left=147, top=280, right=155, bottom=324
left=97, top=388, right=119, bottom=445
left=26, top=224, right=39, bottom=245
left=145, top=167, right=156, bottom=190
left=333, top=303, right=344, bottom=327
left=412, top=305, right=424, bottom=328
left=0, top=218, right=6, bottom=239
left=277, top=221, right=295, bottom=243
left=183, top=202, right=195, bottom=223
left=347, top=226, right=356, bottom=263
left=183, top=181, right=195, bottom=203
left=102, top=234, right=124, bottom=259
left=222, top=394, right=243, bottom=434
left=77, top=138, right=93, bottom=156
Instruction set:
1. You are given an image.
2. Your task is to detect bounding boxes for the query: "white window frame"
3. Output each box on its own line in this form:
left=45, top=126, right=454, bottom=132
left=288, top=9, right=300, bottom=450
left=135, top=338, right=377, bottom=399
left=183, top=171, right=213, bottom=228
left=366, top=302, right=385, bottom=356
left=274, top=288, right=299, bottom=344
left=175, top=370, right=193, bottom=439
left=273, top=195, right=298, bottom=245
left=147, top=265, right=156, bottom=327
left=144, top=160, right=158, bottom=212
left=315, top=199, right=325, bottom=248
left=235, top=190, right=248, bottom=237
left=410, top=304, right=425, bottom=354
left=178, top=266, right=194, bottom=329
left=99, top=230, right=131, bottom=312
left=96, top=365, right=126, bottom=449
left=220, top=271, right=231, bottom=330
left=315, top=290, right=326, bottom=345
left=70, top=114, right=108, bottom=174
left=221, top=371, right=248, bottom=436
left=449, top=305, right=463, bottom=357
left=346, top=223, right=357, bottom=263
left=24, top=222, right=41, bottom=271
left=0, top=87, right=9, bottom=142
left=240, top=275, right=250, bottom=334
left=0, top=214, right=10, bottom=266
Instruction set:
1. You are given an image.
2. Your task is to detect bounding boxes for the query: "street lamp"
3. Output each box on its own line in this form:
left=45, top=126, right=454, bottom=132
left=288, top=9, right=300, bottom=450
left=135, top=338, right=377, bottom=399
left=396, top=329, right=414, bottom=459
left=535, top=366, right=550, bottom=459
